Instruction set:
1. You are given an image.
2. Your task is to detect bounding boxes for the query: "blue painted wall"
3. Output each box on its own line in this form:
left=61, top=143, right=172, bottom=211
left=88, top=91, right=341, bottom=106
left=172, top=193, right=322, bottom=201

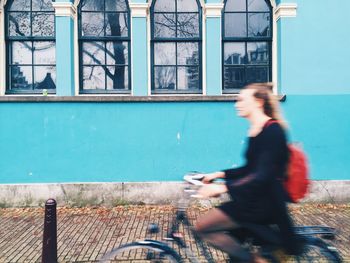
left=1, top=96, right=350, bottom=184
left=0, top=102, right=246, bottom=183
left=278, top=0, right=350, bottom=94
left=1, top=0, right=350, bottom=184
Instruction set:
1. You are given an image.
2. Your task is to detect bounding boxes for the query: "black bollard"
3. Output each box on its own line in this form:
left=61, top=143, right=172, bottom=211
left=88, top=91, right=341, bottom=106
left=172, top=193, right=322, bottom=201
left=41, top=198, right=57, bottom=263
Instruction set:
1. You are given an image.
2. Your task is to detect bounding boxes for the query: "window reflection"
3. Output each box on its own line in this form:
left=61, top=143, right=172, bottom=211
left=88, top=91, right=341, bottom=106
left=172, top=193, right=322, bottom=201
left=247, top=42, right=268, bottom=64
left=79, top=0, right=131, bottom=92
left=223, top=0, right=271, bottom=91
left=6, top=0, right=56, bottom=92
left=248, top=13, right=270, bottom=37
left=152, top=0, right=201, bottom=92
left=177, top=14, right=199, bottom=38
left=248, top=0, right=269, bottom=12
left=154, top=14, right=176, bottom=38
left=155, top=66, right=176, bottom=89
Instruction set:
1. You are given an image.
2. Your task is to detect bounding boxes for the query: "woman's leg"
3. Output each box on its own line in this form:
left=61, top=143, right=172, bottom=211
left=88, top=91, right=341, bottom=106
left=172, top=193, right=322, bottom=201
left=194, top=208, right=253, bottom=262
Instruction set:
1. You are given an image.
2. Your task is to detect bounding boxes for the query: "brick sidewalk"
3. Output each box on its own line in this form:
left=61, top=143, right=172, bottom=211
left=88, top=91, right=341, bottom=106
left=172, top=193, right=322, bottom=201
left=0, top=204, right=349, bottom=262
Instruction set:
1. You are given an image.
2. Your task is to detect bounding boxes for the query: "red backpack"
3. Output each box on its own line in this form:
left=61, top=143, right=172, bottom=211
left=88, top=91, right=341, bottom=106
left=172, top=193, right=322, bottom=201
left=266, top=120, right=310, bottom=203
left=285, top=144, right=310, bottom=202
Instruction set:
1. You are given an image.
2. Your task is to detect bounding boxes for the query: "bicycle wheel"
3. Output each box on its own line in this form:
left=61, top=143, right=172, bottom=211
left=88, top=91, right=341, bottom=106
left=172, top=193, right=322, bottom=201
left=293, top=237, right=342, bottom=263
left=99, top=241, right=182, bottom=262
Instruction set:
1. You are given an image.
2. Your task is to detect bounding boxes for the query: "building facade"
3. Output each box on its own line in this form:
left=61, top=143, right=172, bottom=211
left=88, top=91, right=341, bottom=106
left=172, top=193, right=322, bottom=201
left=0, top=0, right=349, bottom=205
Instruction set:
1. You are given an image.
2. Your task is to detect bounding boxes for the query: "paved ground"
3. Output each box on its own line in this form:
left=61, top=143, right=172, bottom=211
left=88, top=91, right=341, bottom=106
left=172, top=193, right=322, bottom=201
left=0, top=204, right=349, bottom=262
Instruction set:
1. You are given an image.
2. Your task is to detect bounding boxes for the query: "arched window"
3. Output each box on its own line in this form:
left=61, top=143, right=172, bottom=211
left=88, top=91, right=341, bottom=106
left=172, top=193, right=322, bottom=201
left=78, top=0, right=131, bottom=93
left=151, top=0, right=202, bottom=94
left=5, top=0, right=56, bottom=93
left=223, top=0, right=272, bottom=92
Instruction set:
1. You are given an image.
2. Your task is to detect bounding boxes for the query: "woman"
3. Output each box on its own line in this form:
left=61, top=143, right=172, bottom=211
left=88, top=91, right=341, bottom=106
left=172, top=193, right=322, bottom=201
left=195, top=83, right=300, bottom=262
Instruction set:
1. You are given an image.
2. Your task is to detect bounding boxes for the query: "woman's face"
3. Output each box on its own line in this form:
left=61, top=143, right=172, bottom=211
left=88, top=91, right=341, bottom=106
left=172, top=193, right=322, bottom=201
left=235, top=89, right=262, bottom=118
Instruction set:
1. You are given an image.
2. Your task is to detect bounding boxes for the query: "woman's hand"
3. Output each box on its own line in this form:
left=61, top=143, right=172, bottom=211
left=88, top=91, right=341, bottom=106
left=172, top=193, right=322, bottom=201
left=202, top=171, right=225, bottom=184
left=198, top=184, right=228, bottom=198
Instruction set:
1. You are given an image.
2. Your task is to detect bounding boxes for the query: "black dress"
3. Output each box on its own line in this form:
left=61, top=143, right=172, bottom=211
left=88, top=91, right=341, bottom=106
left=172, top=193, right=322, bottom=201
left=218, top=120, right=299, bottom=254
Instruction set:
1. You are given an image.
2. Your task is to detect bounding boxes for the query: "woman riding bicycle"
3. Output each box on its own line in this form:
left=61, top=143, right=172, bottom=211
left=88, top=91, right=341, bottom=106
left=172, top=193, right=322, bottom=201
left=195, top=83, right=301, bottom=262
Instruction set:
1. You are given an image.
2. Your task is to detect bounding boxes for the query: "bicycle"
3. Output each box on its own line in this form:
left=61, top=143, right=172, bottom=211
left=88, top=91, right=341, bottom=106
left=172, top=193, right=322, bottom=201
left=100, top=173, right=342, bottom=262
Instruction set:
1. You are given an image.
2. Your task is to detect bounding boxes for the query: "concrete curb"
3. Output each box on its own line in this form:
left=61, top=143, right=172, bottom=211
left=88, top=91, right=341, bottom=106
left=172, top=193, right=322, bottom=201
left=0, top=180, right=349, bottom=207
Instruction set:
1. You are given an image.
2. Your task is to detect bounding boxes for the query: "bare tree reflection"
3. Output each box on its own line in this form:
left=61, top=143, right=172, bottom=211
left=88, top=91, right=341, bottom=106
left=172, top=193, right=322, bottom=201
left=80, top=0, right=128, bottom=90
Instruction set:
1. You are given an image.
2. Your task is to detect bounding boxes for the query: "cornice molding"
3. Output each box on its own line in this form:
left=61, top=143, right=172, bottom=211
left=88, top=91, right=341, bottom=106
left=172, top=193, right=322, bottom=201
left=129, top=3, right=149, bottom=17
left=275, top=3, right=297, bottom=20
left=52, top=2, right=76, bottom=19
left=204, top=3, right=224, bottom=17
left=0, top=0, right=7, bottom=10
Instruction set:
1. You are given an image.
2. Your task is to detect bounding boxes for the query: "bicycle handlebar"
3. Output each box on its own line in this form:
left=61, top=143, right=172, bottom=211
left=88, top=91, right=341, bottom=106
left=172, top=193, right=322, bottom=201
left=183, top=173, right=205, bottom=186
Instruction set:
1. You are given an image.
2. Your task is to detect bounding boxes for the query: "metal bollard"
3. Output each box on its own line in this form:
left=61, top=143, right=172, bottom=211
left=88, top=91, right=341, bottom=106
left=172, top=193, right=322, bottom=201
left=41, top=198, right=57, bottom=263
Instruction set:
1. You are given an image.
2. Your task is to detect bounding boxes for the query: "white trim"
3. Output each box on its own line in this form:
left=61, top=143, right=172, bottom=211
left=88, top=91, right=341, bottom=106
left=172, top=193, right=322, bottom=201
left=73, top=1, right=79, bottom=95
left=129, top=3, right=149, bottom=17
left=0, top=1, right=5, bottom=95
left=52, top=2, right=76, bottom=19
left=146, top=5, right=151, bottom=95
left=202, top=10, right=206, bottom=94
left=271, top=0, right=278, bottom=95
left=204, top=3, right=224, bottom=18
left=275, top=3, right=297, bottom=20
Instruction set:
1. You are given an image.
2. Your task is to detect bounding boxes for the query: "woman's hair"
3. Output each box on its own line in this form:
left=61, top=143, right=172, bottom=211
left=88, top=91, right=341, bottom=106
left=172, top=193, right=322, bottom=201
left=244, top=82, right=288, bottom=129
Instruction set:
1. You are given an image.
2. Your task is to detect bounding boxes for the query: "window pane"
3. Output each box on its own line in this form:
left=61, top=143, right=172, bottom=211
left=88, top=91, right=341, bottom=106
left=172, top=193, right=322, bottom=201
left=32, top=0, right=54, bottom=11
left=10, top=65, right=32, bottom=89
left=154, top=13, right=176, bottom=38
left=154, top=42, right=176, bottom=65
left=80, top=0, right=104, bottom=11
left=82, top=42, right=105, bottom=65
left=247, top=42, right=268, bottom=64
left=81, top=12, right=104, bottom=36
left=224, top=42, right=245, bottom=65
left=225, top=0, right=246, bottom=12
left=224, top=66, right=245, bottom=89
left=105, top=0, right=127, bottom=11
left=248, top=13, right=270, bottom=37
left=11, top=41, right=32, bottom=64
left=105, top=13, right=128, bottom=37
left=107, top=66, right=129, bottom=89
left=9, top=0, right=31, bottom=11
left=177, top=0, right=198, bottom=12
left=177, top=14, right=199, bottom=38
left=224, top=13, right=246, bottom=38
left=106, top=42, right=128, bottom=65
left=154, top=66, right=176, bottom=89
left=177, top=42, right=198, bottom=65
left=177, top=67, right=199, bottom=90
left=34, top=66, right=56, bottom=89
left=154, top=0, right=175, bottom=12
left=33, top=41, right=55, bottom=65
left=83, top=66, right=106, bottom=89
left=246, top=66, right=269, bottom=83
left=32, top=13, right=55, bottom=37
left=248, top=0, right=269, bottom=12
left=8, top=13, right=31, bottom=36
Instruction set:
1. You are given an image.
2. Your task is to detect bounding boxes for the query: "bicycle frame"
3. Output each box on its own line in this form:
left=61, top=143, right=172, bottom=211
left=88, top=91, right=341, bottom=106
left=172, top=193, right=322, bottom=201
left=161, top=185, right=216, bottom=263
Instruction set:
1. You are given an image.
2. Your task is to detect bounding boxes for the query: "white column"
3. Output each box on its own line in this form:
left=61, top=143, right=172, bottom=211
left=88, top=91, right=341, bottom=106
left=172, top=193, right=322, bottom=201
left=0, top=5, right=5, bottom=95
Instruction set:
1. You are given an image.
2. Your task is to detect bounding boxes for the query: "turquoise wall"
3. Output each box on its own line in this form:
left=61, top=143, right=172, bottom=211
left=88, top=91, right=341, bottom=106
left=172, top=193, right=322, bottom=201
left=1, top=96, right=350, bottom=184
left=0, top=102, right=246, bottom=183
left=278, top=0, right=350, bottom=94
left=1, top=0, right=350, bottom=184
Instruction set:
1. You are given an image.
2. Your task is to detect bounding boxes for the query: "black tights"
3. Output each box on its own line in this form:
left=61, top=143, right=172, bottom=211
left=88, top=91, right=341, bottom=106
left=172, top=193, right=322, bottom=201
left=194, top=208, right=253, bottom=262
